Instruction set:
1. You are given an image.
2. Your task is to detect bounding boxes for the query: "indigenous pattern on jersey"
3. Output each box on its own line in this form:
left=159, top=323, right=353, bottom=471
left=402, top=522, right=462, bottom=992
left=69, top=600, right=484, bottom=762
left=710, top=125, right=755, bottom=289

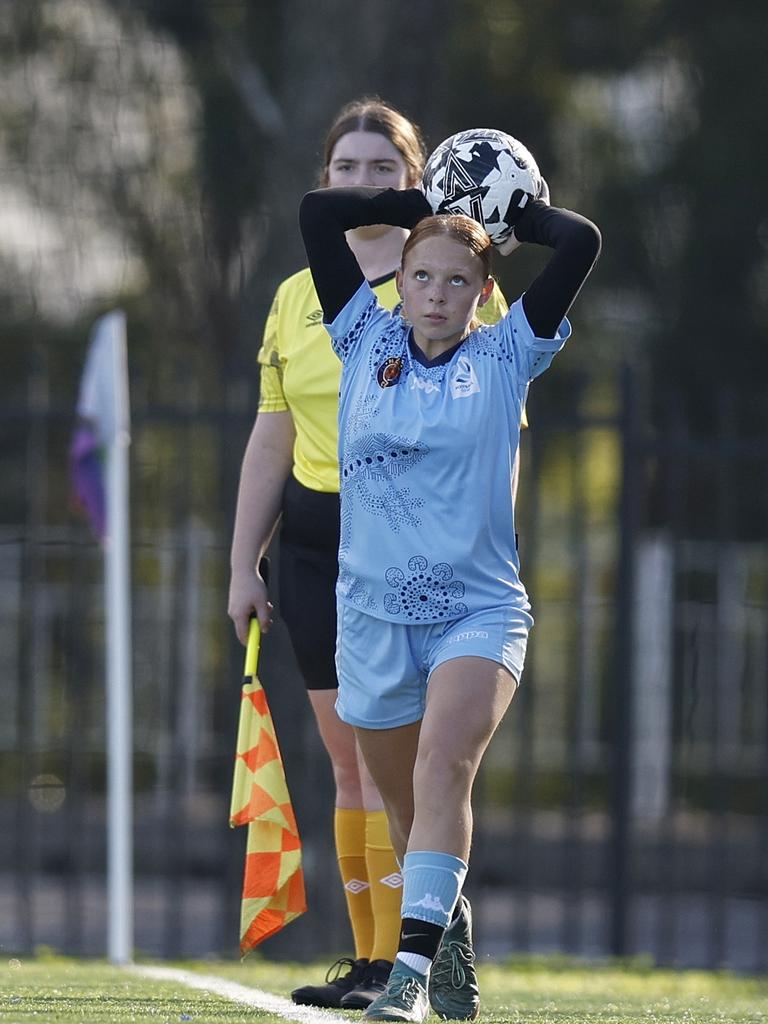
left=327, top=281, right=570, bottom=624
left=257, top=269, right=508, bottom=493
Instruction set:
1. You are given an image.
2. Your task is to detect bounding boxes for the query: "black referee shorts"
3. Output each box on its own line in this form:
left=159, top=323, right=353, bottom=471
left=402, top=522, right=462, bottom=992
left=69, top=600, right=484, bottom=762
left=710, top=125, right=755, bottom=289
left=279, top=474, right=340, bottom=691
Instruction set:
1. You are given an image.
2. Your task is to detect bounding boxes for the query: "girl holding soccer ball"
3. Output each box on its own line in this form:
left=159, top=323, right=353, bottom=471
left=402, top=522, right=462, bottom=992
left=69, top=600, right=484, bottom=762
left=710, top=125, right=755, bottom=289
left=298, top=146, right=600, bottom=1021
left=228, top=101, right=510, bottom=1011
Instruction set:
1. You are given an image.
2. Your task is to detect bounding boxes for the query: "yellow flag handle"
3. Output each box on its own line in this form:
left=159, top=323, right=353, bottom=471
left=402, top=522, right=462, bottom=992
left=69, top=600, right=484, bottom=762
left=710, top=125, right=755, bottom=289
left=245, top=616, right=261, bottom=677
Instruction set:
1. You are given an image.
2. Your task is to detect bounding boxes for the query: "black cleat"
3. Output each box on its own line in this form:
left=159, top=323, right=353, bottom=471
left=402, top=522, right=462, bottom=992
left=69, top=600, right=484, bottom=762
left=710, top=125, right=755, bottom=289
left=341, top=958, right=394, bottom=1009
left=291, top=957, right=369, bottom=1008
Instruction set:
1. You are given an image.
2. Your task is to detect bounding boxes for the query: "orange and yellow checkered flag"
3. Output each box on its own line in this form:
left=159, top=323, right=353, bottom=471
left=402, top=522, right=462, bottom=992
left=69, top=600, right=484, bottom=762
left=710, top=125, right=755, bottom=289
left=229, top=618, right=306, bottom=955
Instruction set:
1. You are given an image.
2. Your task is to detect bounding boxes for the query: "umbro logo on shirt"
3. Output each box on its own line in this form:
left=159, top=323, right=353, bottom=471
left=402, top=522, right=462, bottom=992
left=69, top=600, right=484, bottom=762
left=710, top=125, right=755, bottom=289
left=305, top=309, right=323, bottom=326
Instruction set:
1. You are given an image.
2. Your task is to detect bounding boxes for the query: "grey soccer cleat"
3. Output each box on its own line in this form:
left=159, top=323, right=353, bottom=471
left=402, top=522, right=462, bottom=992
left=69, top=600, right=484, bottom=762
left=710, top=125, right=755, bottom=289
left=428, top=895, right=480, bottom=1020
left=363, top=959, right=430, bottom=1022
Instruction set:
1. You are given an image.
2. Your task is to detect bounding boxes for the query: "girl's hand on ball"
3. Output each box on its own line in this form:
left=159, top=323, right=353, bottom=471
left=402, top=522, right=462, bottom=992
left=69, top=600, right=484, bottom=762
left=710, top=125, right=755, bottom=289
left=495, top=232, right=523, bottom=256
left=496, top=181, right=550, bottom=255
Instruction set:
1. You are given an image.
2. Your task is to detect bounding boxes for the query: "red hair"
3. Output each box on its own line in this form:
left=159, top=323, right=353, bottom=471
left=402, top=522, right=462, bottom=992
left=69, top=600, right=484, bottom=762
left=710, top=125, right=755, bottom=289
left=402, top=215, right=493, bottom=279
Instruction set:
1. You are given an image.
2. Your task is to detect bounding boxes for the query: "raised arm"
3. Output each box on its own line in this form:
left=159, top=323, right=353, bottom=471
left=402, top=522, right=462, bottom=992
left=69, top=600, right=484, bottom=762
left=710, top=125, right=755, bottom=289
left=299, top=186, right=432, bottom=323
left=513, top=200, right=602, bottom=339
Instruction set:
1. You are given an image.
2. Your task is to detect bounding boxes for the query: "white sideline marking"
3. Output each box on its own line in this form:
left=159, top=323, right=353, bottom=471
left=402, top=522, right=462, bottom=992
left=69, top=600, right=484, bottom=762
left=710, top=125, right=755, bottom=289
left=130, top=965, right=347, bottom=1024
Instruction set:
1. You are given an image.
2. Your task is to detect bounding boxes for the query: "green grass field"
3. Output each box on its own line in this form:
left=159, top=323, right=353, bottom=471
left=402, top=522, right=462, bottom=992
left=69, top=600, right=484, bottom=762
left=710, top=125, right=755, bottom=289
left=1, top=955, right=766, bottom=1024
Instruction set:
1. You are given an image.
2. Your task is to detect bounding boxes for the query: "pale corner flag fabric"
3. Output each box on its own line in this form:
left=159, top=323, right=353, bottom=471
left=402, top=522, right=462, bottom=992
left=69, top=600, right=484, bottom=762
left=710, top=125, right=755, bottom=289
left=69, top=309, right=129, bottom=540
left=229, top=619, right=306, bottom=955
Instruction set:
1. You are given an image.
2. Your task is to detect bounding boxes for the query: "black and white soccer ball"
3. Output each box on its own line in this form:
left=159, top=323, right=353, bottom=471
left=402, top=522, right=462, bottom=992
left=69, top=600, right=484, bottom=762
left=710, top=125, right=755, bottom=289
left=421, top=128, right=542, bottom=246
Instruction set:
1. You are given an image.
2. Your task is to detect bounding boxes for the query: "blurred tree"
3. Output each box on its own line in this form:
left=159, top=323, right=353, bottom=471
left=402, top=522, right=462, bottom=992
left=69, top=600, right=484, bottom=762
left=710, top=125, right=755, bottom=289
left=0, top=0, right=212, bottom=405
left=649, top=1, right=768, bottom=435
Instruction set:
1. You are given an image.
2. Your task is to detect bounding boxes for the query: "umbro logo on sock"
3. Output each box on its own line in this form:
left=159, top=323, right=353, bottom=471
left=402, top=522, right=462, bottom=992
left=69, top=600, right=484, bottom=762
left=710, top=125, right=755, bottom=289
left=381, top=872, right=403, bottom=888
left=345, top=878, right=370, bottom=894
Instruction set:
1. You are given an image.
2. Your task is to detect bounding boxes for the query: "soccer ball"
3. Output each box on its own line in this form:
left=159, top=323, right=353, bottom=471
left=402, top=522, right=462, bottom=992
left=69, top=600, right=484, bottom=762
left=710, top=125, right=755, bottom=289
left=421, top=128, right=542, bottom=246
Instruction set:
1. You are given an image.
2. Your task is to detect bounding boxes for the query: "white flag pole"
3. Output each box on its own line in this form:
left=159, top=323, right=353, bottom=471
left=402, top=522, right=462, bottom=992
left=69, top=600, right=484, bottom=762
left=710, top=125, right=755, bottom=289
left=101, top=311, right=133, bottom=965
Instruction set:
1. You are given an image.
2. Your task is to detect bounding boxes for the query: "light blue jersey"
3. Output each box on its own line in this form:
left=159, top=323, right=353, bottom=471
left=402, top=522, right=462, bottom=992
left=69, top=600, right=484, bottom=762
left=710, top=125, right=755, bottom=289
left=327, top=280, right=570, bottom=625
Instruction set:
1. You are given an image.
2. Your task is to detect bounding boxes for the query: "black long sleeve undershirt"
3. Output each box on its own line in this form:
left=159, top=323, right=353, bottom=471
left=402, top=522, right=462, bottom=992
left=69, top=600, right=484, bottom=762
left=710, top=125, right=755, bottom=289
left=513, top=198, right=602, bottom=338
left=298, top=186, right=601, bottom=338
left=299, top=187, right=431, bottom=323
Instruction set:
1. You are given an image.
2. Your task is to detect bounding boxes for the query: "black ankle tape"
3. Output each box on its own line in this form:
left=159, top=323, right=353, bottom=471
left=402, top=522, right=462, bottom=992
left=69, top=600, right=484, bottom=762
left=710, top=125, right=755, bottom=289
left=398, top=917, right=444, bottom=960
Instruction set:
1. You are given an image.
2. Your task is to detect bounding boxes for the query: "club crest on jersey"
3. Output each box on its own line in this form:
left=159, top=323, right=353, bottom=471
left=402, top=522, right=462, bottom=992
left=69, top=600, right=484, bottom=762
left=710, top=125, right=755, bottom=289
left=377, top=356, right=403, bottom=388
left=449, top=355, right=480, bottom=398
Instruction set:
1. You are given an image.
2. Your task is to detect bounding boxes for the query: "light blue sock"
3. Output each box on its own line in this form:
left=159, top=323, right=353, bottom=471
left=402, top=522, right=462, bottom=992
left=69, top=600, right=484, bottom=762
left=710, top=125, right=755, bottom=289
left=401, top=850, right=468, bottom=929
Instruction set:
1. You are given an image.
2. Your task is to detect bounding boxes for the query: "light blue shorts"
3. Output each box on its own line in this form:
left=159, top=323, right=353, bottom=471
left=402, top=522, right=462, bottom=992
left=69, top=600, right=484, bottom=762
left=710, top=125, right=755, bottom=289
left=335, top=603, right=531, bottom=729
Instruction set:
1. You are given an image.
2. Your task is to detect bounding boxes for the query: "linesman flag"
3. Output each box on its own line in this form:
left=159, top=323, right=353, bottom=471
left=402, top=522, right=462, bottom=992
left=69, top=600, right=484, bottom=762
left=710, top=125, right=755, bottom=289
left=229, top=618, right=306, bottom=954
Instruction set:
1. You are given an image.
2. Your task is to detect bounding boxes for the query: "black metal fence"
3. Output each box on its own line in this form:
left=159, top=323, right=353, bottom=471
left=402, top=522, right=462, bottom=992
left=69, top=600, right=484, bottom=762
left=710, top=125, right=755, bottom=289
left=2, top=367, right=767, bottom=970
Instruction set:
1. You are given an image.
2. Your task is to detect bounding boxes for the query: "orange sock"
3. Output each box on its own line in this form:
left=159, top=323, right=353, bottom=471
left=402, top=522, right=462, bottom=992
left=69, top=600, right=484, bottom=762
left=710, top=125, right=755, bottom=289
left=365, top=810, right=403, bottom=963
left=334, top=807, right=374, bottom=960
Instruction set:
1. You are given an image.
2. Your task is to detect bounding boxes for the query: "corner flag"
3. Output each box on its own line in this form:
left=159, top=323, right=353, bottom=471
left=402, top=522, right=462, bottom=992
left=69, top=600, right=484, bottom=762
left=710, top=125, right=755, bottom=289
left=70, top=310, right=133, bottom=965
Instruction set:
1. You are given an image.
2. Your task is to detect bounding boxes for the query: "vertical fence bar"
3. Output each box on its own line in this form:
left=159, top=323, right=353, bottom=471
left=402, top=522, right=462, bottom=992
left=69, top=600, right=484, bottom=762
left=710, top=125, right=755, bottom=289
left=760, top=606, right=768, bottom=971
left=63, top=533, right=91, bottom=954
left=609, top=365, right=640, bottom=957
left=13, top=357, right=50, bottom=953
left=653, top=401, right=688, bottom=965
left=562, top=398, right=588, bottom=954
left=510, top=419, right=543, bottom=953
left=709, top=390, right=738, bottom=967
left=162, top=411, right=189, bottom=959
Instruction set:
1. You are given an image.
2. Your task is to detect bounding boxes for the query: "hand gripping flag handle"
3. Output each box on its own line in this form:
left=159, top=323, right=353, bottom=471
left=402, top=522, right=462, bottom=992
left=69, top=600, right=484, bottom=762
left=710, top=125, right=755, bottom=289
left=243, top=555, right=268, bottom=677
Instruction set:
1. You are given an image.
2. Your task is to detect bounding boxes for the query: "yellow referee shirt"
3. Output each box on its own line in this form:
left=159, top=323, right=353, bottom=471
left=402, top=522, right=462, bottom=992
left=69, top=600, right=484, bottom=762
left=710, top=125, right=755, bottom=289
left=258, top=269, right=512, bottom=493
